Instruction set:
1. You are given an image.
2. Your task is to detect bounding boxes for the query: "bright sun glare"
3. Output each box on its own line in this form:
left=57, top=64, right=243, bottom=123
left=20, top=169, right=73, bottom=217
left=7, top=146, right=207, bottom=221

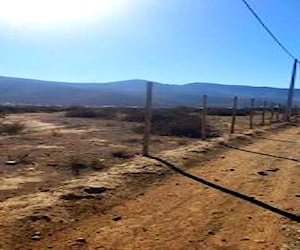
left=0, top=0, right=122, bottom=23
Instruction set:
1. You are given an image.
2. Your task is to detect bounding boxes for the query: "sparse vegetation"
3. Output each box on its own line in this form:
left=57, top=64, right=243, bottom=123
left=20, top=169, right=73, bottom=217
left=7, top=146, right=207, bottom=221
left=127, top=108, right=219, bottom=138
left=0, top=105, right=67, bottom=114
left=65, top=106, right=117, bottom=119
left=207, top=107, right=250, bottom=116
left=70, top=156, right=106, bottom=176
left=112, top=150, right=135, bottom=159
left=7, top=153, right=32, bottom=165
left=51, top=128, right=61, bottom=137
left=0, top=122, right=25, bottom=135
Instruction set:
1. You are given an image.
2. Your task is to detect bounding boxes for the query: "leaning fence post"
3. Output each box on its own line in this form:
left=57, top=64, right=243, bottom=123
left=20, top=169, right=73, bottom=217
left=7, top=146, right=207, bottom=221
left=230, top=96, right=238, bottom=134
left=201, top=95, right=207, bottom=140
left=249, top=98, right=255, bottom=129
left=262, top=101, right=267, bottom=126
left=143, top=82, right=153, bottom=156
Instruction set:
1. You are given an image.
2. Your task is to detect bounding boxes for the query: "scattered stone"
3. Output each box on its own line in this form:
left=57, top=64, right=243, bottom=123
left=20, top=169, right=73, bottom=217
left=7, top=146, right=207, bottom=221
left=241, top=238, right=250, bottom=241
left=211, top=211, right=222, bottom=215
left=5, top=160, right=17, bottom=165
left=112, top=216, right=122, bottom=221
left=84, top=187, right=107, bottom=194
left=295, top=194, right=300, bottom=198
left=266, top=168, right=279, bottom=172
left=40, top=188, right=50, bottom=192
left=26, top=215, right=51, bottom=222
left=76, top=237, right=86, bottom=243
left=207, top=231, right=215, bottom=235
left=230, top=168, right=235, bottom=171
left=47, top=163, right=59, bottom=167
left=254, top=239, right=266, bottom=243
left=30, top=232, right=42, bottom=241
left=60, top=193, right=100, bottom=201
left=257, top=171, right=268, bottom=176
left=31, top=235, right=41, bottom=240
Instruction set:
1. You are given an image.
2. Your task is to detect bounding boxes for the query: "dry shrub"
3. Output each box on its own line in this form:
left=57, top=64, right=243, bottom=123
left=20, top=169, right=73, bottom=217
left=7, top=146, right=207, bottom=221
left=70, top=156, right=105, bottom=176
left=112, top=150, right=135, bottom=159
left=122, top=108, right=145, bottom=122
left=0, top=122, right=25, bottom=135
left=65, top=107, right=116, bottom=119
left=130, top=108, right=219, bottom=138
left=0, top=105, right=66, bottom=114
left=207, top=107, right=250, bottom=116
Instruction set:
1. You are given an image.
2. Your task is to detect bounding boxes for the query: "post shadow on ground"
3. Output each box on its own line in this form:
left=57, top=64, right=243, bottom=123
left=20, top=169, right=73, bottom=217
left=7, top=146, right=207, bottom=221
left=257, top=137, right=300, bottom=144
left=146, top=155, right=300, bottom=223
left=221, top=143, right=300, bottom=162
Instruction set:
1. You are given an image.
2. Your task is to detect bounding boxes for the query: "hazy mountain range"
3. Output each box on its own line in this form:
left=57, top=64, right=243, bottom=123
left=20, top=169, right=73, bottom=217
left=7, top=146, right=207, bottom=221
left=0, top=76, right=297, bottom=107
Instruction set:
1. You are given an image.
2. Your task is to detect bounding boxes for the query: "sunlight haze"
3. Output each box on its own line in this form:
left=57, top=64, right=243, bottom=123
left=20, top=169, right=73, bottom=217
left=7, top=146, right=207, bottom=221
left=0, top=0, right=128, bottom=23
left=0, top=0, right=299, bottom=87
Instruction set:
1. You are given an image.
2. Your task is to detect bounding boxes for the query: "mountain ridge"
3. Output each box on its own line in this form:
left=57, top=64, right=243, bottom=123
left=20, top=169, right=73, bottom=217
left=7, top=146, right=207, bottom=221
left=0, top=76, right=296, bottom=107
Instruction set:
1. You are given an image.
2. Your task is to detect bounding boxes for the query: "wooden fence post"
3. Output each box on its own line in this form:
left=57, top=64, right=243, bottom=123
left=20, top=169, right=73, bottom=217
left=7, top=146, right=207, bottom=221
left=249, top=98, right=254, bottom=129
left=270, top=103, right=274, bottom=123
left=230, top=96, right=238, bottom=134
left=276, top=104, right=280, bottom=122
left=279, top=104, right=283, bottom=121
left=143, top=82, right=153, bottom=156
left=262, top=101, right=267, bottom=126
left=201, top=95, right=207, bottom=140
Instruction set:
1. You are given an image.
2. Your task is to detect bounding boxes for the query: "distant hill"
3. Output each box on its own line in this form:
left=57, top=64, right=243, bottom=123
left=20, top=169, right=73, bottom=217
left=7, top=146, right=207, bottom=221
left=0, top=76, right=297, bottom=107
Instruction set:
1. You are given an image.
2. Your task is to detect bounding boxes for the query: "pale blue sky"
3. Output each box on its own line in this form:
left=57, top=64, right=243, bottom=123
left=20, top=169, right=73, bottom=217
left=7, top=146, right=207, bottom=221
left=0, top=0, right=299, bottom=87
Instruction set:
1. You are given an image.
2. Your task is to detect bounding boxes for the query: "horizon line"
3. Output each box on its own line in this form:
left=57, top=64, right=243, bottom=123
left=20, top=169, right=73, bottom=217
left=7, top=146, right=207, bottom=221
left=0, top=75, right=290, bottom=89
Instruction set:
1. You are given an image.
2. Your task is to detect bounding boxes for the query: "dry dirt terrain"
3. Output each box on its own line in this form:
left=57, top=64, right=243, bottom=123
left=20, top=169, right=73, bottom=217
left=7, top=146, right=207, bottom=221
left=0, top=112, right=299, bottom=250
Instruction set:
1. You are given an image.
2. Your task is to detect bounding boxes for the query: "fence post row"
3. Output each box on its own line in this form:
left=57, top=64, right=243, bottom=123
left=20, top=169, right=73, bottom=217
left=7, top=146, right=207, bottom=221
left=143, top=81, right=153, bottom=156
left=142, top=81, right=297, bottom=155
left=230, top=96, right=238, bottom=134
left=201, top=95, right=207, bottom=140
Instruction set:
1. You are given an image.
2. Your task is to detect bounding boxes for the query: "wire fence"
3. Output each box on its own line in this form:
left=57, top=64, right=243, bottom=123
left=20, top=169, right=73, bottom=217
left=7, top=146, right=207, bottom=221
left=142, top=82, right=298, bottom=156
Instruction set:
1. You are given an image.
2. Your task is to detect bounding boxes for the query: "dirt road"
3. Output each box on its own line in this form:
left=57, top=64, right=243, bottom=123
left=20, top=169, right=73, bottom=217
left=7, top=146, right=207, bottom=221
left=2, top=125, right=300, bottom=250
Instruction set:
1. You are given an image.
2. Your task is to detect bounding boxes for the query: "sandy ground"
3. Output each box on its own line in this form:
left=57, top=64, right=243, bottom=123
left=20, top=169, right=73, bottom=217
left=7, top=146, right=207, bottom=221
left=0, top=113, right=299, bottom=250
